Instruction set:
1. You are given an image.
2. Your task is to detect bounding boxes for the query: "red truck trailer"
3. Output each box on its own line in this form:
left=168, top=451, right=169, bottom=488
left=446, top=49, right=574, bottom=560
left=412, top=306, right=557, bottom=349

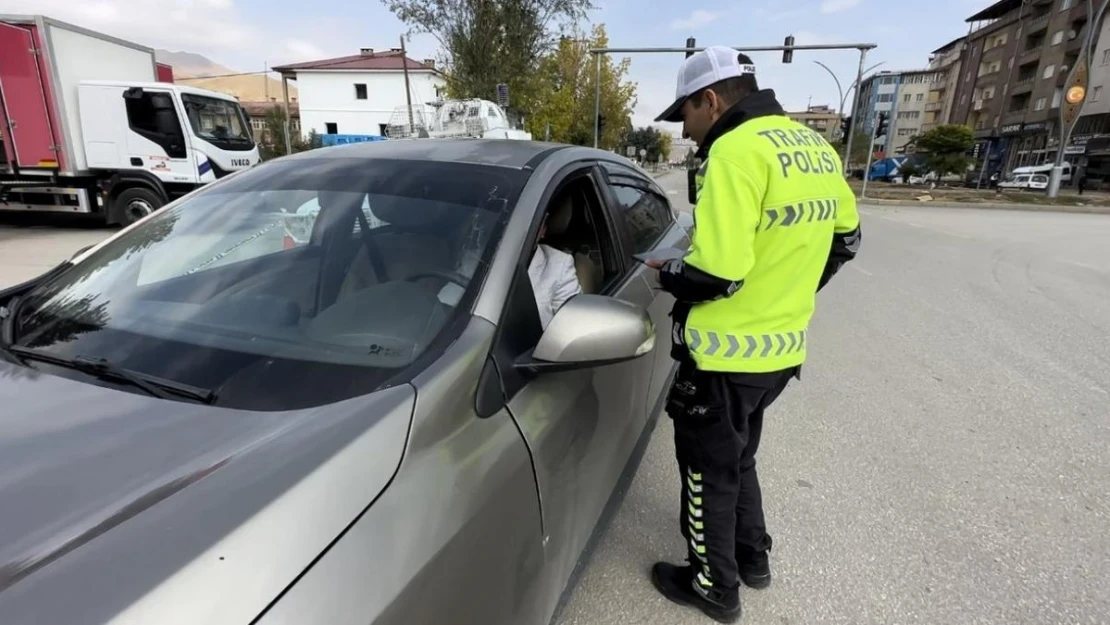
left=0, top=15, right=258, bottom=225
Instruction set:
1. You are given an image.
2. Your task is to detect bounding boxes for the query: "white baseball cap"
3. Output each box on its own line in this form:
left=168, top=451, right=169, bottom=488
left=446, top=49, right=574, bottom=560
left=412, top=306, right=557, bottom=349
left=655, top=45, right=757, bottom=123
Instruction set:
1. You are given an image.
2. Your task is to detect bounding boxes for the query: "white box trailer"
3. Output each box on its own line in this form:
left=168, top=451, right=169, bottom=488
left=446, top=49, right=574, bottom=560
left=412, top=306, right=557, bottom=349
left=0, top=15, right=259, bottom=225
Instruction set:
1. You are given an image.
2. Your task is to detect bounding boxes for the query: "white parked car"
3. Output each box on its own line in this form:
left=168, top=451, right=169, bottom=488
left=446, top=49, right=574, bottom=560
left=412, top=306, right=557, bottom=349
left=998, top=173, right=1049, bottom=191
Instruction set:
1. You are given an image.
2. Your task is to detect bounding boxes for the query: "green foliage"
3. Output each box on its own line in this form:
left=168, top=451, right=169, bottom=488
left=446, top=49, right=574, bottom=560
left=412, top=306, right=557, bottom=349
left=682, top=147, right=698, bottom=168
left=383, top=0, right=636, bottom=148
left=915, top=124, right=974, bottom=179
left=383, top=0, right=594, bottom=112
left=524, top=25, right=637, bottom=149
left=898, top=161, right=919, bottom=183
left=836, top=131, right=871, bottom=166
left=259, top=106, right=318, bottom=160
left=624, top=126, right=671, bottom=163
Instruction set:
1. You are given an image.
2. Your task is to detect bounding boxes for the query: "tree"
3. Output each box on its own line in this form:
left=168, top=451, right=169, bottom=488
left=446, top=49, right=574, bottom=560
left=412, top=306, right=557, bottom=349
left=624, top=126, right=670, bottom=163
left=899, top=161, right=919, bottom=184
left=657, top=131, right=672, bottom=162
left=383, top=0, right=593, bottom=110
left=836, top=131, right=872, bottom=167
left=259, top=106, right=318, bottom=160
left=915, top=124, right=974, bottom=180
left=525, top=24, right=636, bottom=149
left=682, top=147, right=698, bottom=168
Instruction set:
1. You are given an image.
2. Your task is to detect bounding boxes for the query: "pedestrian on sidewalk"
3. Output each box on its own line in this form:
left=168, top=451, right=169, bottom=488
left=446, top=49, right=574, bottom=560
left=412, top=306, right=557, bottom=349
left=645, top=46, right=861, bottom=623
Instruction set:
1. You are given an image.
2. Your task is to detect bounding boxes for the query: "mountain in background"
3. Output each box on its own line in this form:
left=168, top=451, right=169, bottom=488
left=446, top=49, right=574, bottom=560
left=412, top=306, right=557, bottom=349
left=155, top=50, right=234, bottom=78
left=155, top=49, right=298, bottom=103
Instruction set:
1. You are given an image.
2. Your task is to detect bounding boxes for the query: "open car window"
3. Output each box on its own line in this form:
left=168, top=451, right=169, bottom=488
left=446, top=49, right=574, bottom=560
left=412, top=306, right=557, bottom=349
left=12, top=157, right=526, bottom=410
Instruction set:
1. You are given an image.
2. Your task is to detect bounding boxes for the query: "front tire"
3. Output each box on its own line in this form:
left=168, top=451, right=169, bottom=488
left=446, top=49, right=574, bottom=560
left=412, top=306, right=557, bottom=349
left=112, top=187, right=164, bottom=227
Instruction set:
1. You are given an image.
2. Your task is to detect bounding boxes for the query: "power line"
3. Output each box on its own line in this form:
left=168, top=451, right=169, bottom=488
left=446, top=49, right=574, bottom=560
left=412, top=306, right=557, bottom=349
left=174, top=70, right=275, bottom=81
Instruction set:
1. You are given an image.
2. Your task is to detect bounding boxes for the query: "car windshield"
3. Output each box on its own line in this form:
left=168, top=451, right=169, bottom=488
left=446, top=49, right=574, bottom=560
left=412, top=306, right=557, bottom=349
left=11, top=156, right=524, bottom=410
left=181, top=94, right=253, bottom=146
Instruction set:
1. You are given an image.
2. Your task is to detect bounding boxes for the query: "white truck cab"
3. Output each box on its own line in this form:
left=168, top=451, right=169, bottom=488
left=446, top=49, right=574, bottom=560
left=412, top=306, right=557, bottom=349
left=0, top=15, right=260, bottom=225
left=80, top=81, right=259, bottom=185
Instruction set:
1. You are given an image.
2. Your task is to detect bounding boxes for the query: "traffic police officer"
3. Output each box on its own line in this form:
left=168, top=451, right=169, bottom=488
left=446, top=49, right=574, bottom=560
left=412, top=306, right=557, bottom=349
left=646, top=46, right=862, bottom=622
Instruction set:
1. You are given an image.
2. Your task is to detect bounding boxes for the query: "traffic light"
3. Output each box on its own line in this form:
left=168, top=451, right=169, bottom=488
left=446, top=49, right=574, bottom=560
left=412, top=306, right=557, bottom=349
left=685, top=37, right=696, bottom=58
left=840, top=116, right=852, bottom=138
left=782, top=35, right=795, bottom=63
left=875, top=112, right=889, bottom=137
left=597, top=114, right=606, bottom=133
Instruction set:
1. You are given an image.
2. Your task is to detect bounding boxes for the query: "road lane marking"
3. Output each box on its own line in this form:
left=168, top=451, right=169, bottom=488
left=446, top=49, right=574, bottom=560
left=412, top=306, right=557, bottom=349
left=850, top=264, right=873, bottom=276
left=1064, top=260, right=1102, bottom=271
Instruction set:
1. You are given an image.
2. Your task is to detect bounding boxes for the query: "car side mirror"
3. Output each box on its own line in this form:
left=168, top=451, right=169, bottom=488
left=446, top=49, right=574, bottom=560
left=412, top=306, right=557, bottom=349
left=516, top=294, right=655, bottom=373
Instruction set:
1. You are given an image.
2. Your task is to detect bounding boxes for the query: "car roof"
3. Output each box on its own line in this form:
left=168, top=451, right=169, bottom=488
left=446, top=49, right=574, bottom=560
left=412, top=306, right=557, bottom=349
left=281, top=139, right=590, bottom=169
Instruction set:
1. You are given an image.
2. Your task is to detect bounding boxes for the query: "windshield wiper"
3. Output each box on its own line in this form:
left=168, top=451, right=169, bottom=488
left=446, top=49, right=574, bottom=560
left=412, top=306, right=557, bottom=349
left=8, top=346, right=216, bottom=404
left=0, top=298, right=26, bottom=366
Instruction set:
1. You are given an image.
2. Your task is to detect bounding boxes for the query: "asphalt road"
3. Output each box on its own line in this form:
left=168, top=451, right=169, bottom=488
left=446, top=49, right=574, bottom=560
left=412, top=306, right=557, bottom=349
left=555, top=171, right=1110, bottom=625
left=2, top=173, right=1108, bottom=624
left=0, top=216, right=114, bottom=287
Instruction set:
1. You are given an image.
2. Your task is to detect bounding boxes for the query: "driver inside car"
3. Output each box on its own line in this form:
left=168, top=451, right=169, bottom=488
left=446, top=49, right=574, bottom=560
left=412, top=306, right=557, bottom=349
left=529, top=199, right=582, bottom=330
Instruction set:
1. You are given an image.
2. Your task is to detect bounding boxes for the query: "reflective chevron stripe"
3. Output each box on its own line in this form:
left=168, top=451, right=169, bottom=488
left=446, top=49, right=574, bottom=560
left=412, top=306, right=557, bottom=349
left=686, top=329, right=808, bottom=359
left=685, top=468, right=710, bottom=582
left=763, top=198, right=839, bottom=231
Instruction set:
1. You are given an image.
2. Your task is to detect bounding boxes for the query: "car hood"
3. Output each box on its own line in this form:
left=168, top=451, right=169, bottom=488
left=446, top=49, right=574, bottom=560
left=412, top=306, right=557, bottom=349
left=0, top=361, right=415, bottom=625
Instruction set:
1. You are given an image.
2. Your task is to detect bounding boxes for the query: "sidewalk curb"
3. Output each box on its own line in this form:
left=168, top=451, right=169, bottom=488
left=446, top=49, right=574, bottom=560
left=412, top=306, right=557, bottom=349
left=858, top=197, right=1110, bottom=215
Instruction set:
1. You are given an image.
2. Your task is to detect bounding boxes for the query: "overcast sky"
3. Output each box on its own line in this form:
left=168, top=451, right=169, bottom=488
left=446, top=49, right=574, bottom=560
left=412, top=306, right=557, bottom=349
left=2, top=0, right=988, bottom=133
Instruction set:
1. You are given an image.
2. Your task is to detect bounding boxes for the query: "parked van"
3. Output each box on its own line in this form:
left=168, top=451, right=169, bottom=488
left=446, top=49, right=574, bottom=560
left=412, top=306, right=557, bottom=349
left=1010, top=162, right=1071, bottom=183
left=998, top=173, right=1050, bottom=190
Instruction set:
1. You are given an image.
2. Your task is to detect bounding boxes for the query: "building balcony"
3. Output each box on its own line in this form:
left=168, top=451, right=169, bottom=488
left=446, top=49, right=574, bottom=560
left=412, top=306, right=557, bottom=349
left=1011, top=78, right=1036, bottom=94
left=1025, top=14, right=1050, bottom=33
left=1018, top=47, right=1042, bottom=64
left=925, top=101, right=945, bottom=112
left=976, top=70, right=1002, bottom=84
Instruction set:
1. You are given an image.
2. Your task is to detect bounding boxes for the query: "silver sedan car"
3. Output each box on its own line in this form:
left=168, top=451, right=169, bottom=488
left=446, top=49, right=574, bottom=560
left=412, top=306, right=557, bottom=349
left=0, top=139, right=690, bottom=625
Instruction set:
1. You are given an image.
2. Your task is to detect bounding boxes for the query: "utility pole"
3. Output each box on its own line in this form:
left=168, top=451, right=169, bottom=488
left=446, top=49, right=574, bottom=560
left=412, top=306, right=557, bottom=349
left=593, top=50, right=602, bottom=148
left=400, top=35, right=415, bottom=133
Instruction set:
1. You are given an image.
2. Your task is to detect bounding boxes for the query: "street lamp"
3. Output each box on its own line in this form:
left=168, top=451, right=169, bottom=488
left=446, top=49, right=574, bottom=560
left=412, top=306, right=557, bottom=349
left=811, top=60, right=886, bottom=171
left=1047, top=0, right=1110, bottom=197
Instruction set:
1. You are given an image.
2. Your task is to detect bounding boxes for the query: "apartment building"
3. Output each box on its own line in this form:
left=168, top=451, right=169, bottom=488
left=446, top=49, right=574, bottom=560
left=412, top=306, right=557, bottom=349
left=855, top=69, right=945, bottom=155
left=891, top=70, right=937, bottom=153
left=787, top=104, right=841, bottom=142
left=921, top=36, right=967, bottom=133
left=951, top=0, right=1090, bottom=172
left=855, top=71, right=900, bottom=152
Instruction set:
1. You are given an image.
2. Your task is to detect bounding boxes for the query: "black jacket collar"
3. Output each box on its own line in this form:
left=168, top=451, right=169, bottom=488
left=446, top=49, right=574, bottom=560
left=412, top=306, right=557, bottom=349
left=695, top=89, right=785, bottom=158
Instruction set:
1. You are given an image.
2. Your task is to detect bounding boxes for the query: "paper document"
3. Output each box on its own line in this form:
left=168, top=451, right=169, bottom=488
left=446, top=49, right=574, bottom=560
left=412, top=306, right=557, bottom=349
left=632, top=247, right=687, bottom=265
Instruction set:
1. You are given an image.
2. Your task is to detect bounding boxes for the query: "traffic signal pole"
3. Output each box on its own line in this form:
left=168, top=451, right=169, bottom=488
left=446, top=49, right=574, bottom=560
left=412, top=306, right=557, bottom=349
left=860, top=111, right=882, bottom=199
left=842, top=48, right=869, bottom=175
left=588, top=40, right=878, bottom=148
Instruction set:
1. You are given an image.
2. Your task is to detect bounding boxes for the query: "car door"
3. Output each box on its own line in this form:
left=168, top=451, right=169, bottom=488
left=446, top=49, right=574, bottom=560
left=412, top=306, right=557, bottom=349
left=598, top=161, right=688, bottom=411
left=490, top=162, right=655, bottom=614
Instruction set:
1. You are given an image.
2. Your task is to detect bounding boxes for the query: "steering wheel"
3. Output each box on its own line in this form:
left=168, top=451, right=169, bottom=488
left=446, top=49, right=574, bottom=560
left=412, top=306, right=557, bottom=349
left=404, top=270, right=469, bottom=289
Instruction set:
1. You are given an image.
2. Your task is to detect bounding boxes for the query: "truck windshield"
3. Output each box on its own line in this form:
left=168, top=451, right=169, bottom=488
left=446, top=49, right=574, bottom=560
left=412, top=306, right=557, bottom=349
left=181, top=94, right=254, bottom=149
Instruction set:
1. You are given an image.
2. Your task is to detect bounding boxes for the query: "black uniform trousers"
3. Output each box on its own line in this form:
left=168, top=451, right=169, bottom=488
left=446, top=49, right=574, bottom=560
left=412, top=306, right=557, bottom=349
left=665, top=359, right=797, bottom=592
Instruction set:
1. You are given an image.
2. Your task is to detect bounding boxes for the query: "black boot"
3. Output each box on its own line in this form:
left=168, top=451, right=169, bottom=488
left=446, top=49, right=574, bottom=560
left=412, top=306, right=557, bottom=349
left=736, top=547, right=771, bottom=589
left=651, top=562, right=741, bottom=623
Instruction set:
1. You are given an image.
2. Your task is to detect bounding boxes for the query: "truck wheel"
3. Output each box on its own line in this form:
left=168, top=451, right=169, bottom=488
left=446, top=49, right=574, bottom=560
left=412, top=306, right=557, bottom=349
left=112, top=187, right=163, bottom=227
